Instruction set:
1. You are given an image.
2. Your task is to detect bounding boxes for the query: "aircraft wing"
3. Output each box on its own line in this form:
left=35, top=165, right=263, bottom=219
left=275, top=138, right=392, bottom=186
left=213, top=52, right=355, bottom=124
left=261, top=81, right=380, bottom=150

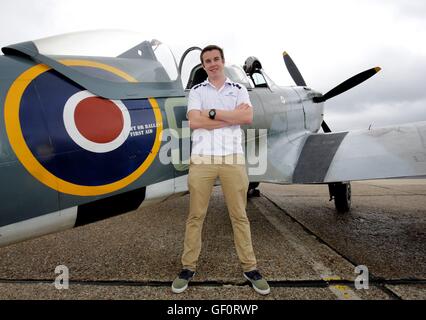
left=292, top=121, right=426, bottom=183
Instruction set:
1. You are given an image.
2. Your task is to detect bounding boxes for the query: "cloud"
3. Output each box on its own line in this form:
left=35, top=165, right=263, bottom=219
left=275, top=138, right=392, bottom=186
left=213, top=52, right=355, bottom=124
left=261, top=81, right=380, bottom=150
left=326, top=98, right=426, bottom=132
left=0, top=0, right=56, bottom=46
left=0, top=0, right=425, bottom=133
left=322, top=46, right=426, bottom=131
left=367, top=0, right=426, bottom=21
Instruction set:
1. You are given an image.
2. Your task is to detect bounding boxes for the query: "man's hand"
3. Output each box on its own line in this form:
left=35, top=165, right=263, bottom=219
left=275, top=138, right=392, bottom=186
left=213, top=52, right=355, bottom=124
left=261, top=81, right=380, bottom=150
left=201, top=109, right=210, bottom=118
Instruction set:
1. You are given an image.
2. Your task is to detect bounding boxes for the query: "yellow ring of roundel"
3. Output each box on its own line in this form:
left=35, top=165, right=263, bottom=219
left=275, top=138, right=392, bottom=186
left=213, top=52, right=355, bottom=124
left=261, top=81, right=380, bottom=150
left=4, top=59, right=163, bottom=196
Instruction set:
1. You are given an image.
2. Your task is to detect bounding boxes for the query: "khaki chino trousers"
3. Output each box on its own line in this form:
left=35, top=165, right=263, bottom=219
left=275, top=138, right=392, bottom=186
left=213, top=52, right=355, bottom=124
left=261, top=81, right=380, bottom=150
left=181, top=154, right=257, bottom=273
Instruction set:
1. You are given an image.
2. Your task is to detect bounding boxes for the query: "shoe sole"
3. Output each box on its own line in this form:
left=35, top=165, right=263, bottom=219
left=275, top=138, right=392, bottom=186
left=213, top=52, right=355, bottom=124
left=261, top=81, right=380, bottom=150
left=243, top=274, right=270, bottom=295
left=171, top=283, right=188, bottom=294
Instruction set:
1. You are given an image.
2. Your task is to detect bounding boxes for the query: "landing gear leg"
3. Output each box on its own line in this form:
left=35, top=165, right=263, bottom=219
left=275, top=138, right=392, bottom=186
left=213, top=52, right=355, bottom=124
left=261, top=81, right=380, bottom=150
left=328, top=182, right=351, bottom=213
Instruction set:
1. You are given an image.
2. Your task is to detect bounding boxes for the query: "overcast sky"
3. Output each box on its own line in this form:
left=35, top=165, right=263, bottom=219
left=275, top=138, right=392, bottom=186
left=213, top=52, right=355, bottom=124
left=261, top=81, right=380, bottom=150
left=1, top=0, right=425, bottom=131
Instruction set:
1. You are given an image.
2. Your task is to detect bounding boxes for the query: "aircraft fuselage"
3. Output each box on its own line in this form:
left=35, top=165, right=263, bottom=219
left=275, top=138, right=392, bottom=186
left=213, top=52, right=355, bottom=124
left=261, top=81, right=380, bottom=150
left=0, top=54, right=324, bottom=247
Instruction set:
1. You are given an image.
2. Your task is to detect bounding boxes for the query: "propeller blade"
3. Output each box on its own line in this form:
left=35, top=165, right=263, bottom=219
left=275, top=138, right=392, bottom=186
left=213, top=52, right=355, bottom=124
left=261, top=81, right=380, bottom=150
left=313, top=67, right=381, bottom=103
left=321, top=120, right=332, bottom=133
left=283, top=51, right=307, bottom=87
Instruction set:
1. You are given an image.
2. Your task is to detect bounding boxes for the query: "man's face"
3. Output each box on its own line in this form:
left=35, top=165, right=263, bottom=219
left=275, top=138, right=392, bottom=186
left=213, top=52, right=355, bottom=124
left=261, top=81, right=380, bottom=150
left=202, top=49, right=225, bottom=79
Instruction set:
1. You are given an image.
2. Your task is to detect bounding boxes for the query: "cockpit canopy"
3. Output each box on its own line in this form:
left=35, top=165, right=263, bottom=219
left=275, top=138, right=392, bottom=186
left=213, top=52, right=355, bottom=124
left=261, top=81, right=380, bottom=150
left=2, top=30, right=183, bottom=99
left=31, top=30, right=179, bottom=83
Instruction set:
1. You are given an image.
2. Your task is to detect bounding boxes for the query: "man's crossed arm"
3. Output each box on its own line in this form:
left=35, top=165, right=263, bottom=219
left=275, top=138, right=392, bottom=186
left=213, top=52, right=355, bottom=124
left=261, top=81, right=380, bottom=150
left=188, top=103, right=253, bottom=130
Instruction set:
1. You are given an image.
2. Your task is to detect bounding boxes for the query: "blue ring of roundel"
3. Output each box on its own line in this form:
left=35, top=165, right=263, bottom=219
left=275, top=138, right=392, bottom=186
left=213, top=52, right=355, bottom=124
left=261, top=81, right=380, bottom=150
left=19, top=67, right=157, bottom=186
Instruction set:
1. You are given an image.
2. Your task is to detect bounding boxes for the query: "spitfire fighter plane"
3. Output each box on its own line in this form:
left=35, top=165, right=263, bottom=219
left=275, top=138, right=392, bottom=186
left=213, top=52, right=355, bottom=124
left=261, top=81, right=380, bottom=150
left=1, top=30, right=426, bottom=248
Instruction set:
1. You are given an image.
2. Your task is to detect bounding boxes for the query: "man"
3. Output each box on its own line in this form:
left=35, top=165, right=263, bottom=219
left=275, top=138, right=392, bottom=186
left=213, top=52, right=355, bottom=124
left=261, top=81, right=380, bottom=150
left=171, top=45, right=270, bottom=295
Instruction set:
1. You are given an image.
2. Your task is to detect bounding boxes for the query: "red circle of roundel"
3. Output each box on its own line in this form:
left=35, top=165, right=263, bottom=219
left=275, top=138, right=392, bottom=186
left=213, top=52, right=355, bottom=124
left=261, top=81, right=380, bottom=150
left=63, top=90, right=132, bottom=154
left=74, top=96, right=124, bottom=143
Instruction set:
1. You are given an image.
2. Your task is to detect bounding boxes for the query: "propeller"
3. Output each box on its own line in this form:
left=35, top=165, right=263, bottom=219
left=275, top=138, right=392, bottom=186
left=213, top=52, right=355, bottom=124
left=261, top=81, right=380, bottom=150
left=283, top=51, right=306, bottom=87
left=313, top=67, right=381, bottom=103
left=321, top=121, right=332, bottom=133
left=282, top=51, right=381, bottom=132
left=283, top=51, right=331, bottom=132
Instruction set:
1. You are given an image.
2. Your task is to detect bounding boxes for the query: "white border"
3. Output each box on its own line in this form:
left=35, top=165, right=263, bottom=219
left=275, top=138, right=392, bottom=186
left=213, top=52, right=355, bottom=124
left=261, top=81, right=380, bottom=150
left=63, top=90, right=131, bottom=153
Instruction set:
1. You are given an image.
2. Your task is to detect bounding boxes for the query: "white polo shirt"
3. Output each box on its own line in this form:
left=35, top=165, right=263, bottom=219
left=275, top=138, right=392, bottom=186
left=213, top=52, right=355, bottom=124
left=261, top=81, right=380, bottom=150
left=187, top=78, right=251, bottom=156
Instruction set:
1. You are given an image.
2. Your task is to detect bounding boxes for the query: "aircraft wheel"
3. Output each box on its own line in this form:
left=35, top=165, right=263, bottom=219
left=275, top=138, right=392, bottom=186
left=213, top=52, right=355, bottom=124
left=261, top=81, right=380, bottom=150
left=329, top=182, right=351, bottom=213
left=247, top=182, right=260, bottom=198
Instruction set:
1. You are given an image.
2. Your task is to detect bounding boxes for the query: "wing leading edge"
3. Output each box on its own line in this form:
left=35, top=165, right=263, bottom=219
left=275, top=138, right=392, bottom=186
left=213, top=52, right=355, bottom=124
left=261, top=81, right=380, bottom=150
left=292, top=121, right=426, bottom=183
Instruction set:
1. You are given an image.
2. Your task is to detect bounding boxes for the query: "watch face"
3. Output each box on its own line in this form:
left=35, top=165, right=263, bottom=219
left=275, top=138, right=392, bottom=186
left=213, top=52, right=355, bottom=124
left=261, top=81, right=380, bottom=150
left=209, top=109, right=216, bottom=119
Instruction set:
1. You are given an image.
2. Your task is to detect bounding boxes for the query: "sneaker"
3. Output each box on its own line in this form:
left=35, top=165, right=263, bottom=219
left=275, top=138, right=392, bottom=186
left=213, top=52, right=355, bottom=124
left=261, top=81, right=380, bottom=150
left=244, top=270, right=270, bottom=295
left=171, top=269, right=195, bottom=293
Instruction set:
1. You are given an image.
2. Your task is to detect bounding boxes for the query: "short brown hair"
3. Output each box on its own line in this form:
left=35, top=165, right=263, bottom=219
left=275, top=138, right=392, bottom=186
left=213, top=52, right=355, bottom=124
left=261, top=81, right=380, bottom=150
left=200, top=45, right=224, bottom=65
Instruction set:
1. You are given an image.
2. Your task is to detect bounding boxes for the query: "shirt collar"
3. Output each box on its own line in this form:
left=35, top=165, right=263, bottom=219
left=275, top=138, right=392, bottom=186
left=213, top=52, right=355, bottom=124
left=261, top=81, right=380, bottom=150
left=205, top=77, right=233, bottom=89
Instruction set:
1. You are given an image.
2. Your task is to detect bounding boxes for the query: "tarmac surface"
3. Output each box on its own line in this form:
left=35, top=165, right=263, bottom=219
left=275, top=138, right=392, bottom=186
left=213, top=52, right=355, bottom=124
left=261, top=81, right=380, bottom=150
left=0, top=179, right=424, bottom=300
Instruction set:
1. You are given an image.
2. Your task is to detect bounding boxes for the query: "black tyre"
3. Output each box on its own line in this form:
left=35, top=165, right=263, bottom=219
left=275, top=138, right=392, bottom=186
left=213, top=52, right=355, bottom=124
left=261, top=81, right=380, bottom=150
left=248, top=182, right=260, bottom=190
left=247, top=182, right=260, bottom=198
left=333, top=182, right=351, bottom=213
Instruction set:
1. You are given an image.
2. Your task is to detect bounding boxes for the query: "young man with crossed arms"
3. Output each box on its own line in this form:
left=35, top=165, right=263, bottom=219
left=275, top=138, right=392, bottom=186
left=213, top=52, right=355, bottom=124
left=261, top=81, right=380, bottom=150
left=171, top=45, right=270, bottom=295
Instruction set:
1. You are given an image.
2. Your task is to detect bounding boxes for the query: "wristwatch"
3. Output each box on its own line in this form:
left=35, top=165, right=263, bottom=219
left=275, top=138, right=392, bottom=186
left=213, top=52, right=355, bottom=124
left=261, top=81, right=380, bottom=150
left=208, top=108, right=216, bottom=120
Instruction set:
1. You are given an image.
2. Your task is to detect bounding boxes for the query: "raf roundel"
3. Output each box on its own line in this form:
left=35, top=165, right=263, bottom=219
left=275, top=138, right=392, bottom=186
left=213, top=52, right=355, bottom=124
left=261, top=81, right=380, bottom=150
left=63, top=90, right=131, bottom=153
left=4, top=60, right=163, bottom=196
